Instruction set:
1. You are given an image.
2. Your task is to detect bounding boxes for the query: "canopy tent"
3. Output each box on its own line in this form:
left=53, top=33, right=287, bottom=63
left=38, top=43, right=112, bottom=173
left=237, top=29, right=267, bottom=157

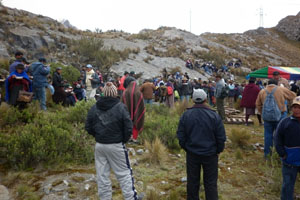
left=248, top=66, right=300, bottom=80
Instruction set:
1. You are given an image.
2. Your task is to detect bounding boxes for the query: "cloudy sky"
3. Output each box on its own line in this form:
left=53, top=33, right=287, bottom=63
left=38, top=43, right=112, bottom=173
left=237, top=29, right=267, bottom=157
left=2, top=0, right=300, bottom=35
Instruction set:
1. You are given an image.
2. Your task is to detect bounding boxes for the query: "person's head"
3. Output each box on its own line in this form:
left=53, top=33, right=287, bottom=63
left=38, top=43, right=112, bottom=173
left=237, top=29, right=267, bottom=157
left=272, top=71, right=280, bottom=80
left=203, top=81, right=207, bottom=85
left=215, top=74, right=222, bottom=81
left=249, top=77, right=256, bottom=84
left=103, top=82, right=118, bottom=98
left=21, top=57, right=29, bottom=65
left=56, top=67, right=62, bottom=74
left=130, top=71, right=135, bottom=77
left=159, top=82, right=164, bottom=86
left=15, top=51, right=23, bottom=59
left=124, top=76, right=136, bottom=88
left=38, top=58, right=47, bottom=64
left=291, top=96, right=300, bottom=119
left=124, top=71, right=129, bottom=76
left=86, top=64, right=93, bottom=71
left=96, top=70, right=100, bottom=74
left=268, top=79, right=278, bottom=85
left=182, top=77, right=188, bottom=83
left=192, top=89, right=207, bottom=104
left=15, top=64, right=25, bottom=73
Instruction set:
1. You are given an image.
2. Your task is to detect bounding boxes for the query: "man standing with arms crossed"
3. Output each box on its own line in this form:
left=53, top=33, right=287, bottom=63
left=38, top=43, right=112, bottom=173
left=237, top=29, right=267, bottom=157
left=275, top=96, right=300, bottom=200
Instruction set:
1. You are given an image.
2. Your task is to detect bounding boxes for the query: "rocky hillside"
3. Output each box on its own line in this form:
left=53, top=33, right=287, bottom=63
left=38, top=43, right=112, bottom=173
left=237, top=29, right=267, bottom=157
left=276, top=12, right=300, bottom=41
left=0, top=5, right=300, bottom=79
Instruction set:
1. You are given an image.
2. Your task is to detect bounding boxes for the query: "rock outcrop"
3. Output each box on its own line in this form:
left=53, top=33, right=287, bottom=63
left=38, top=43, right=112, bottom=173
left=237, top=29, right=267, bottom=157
left=276, top=12, right=300, bottom=41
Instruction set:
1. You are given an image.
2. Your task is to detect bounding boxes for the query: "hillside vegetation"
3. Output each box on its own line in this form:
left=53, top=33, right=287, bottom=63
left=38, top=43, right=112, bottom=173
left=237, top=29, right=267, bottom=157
left=1, top=5, right=300, bottom=79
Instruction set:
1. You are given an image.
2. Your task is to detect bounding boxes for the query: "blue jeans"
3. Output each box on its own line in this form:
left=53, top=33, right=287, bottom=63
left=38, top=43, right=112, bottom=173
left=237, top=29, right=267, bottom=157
left=264, top=114, right=286, bottom=157
left=180, top=95, right=190, bottom=102
left=33, top=87, right=46, bottom=110
left=144, top=99, right=153, bottom=105
left=264, top=121, right=279, bottom=157
left=281, top=163, right=300, bottom=200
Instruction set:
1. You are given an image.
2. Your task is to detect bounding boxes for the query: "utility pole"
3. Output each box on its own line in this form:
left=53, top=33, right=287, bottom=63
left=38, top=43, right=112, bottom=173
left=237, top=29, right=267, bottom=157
left=259, top=7, right=264, bottom=27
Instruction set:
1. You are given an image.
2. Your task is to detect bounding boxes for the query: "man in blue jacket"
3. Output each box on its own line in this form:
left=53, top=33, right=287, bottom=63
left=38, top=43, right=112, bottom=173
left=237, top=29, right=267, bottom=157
left=275, top=96, right=300, bottom=200
left=31, top=58, right=50, bottom=110
left=177, top=89, right=226, bottom=200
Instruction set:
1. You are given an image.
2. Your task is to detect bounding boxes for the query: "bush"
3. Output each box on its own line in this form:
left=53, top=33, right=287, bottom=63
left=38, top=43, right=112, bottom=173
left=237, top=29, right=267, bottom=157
left=141, top=105, right=180, bottom=151
left=228, top=128, right=251, bottom=149
left=0, top=102, right=39, bottom=127
left=0, top=58, right=9, bottom=72
left=0, top=101, right=95, bottom=169
left=72, top=37, right=135, bottom=73
left=49, top=62, right=81, bottom=83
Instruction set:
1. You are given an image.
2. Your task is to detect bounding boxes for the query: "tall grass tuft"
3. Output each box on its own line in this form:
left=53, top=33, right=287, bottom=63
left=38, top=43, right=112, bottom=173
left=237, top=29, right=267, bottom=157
left=144, top=137, right=167, bottom=165
left=229, top=128, right=251, bottom=149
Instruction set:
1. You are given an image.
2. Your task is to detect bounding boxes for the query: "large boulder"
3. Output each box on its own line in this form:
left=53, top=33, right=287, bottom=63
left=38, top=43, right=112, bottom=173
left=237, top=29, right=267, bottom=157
left=276, top=12, right=300, bottom=41
left=0, top=185, right=10, bottom=200
left=9, top=26, right=48, bottom=50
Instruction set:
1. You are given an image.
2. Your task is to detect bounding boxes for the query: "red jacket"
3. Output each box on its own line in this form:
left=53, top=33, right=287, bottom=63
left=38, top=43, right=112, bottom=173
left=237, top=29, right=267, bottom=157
left=118, top=75, right=127, bottom=91
left=240, top=83, right=260, bottom=108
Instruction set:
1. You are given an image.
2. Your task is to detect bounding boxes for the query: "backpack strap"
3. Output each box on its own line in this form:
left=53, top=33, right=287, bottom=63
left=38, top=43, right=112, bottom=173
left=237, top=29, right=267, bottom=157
left=265, top=86, right=277, bottom=95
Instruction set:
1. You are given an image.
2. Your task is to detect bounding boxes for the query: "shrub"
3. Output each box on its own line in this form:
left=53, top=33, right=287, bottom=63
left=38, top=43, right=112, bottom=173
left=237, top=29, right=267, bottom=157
left=144, top=137, right=167, bottom=165
left=0, top=101, right=95, bottom=169
left=72, top=37, right=133, bottom=73
left=141, top=105, right=180, bottom=151
left=0, top=102, right=39, bottom=127
left=49, top=62, right=81, bottom=83
left=0, top=58, right=9, bottom=71
left=228, top=128, right=251, bottom=149
left=143, top=56, right=154, bottom=63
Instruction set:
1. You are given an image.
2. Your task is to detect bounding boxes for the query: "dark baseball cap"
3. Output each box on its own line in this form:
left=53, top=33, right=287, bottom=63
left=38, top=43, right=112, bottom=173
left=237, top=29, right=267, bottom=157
left=273, top=71, right=280, bottom=76
left=39, top=58, right=47, bottom=63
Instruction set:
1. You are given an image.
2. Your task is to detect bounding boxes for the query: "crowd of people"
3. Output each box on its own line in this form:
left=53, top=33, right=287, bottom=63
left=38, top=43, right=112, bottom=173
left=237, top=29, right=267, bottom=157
left=1, top=51, right=300, bottom=200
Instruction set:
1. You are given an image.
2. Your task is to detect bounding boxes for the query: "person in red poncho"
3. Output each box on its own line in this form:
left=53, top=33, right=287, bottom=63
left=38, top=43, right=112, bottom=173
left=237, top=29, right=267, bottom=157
left=240, top=77, right=262, bottom=125
left=118, top=71, right=129, bottom=97
left=122, top=76, right=145, bottom=140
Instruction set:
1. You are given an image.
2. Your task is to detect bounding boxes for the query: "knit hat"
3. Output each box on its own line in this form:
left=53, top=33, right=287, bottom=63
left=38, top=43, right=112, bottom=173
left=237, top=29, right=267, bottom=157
left=192, top=89, right=207, bottom=103
left=103, top=82, right=118, bottom=97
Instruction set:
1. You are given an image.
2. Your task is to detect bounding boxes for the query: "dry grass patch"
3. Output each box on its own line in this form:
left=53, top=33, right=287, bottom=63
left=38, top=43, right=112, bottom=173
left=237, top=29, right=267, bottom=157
left=144, top=138, right=167, bottom=165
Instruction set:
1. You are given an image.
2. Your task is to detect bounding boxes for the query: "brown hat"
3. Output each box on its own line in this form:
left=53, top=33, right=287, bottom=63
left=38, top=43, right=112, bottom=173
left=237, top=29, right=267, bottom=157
left=292, top=96, right=300, bottom=107
left=103, top=82, right=118, bottom=97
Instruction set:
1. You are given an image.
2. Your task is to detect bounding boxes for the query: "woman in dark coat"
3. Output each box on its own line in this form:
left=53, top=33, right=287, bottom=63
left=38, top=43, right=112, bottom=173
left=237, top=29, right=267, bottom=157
left=52, top=67, right=67, bottom=104
left=240, top=77, right=262, bottom=125
left=5, top=64, right=32, bottom=107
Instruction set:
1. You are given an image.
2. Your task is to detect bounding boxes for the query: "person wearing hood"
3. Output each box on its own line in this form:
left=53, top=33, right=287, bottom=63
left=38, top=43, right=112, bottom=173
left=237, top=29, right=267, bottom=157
left=5, top=63, right=32, bottom=107
left=122, top=76, right=145, bottom=140
left=240, top=77, right=262, bottom=126
left=85, top=82, right=143, bottom=200
left=84, top=64, right=100, bottom=100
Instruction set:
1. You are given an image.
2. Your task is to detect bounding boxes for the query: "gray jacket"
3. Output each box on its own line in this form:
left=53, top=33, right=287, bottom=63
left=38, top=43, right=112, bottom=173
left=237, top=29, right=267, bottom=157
left=215, top=80, right=225, bottom=98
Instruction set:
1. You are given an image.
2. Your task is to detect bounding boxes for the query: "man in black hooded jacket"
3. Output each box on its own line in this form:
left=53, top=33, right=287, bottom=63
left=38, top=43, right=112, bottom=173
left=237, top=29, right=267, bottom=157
left=85, top=82, right=143, bottom=200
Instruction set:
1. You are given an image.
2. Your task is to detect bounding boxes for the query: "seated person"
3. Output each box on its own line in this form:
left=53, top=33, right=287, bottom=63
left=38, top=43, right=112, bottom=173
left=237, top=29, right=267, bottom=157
left=5, top=64, right=32, bottom=106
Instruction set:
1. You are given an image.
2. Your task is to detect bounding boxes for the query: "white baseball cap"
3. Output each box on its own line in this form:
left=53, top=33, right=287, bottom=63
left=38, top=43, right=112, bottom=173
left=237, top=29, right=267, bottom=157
left=192, top=89, right=207, bottom=103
